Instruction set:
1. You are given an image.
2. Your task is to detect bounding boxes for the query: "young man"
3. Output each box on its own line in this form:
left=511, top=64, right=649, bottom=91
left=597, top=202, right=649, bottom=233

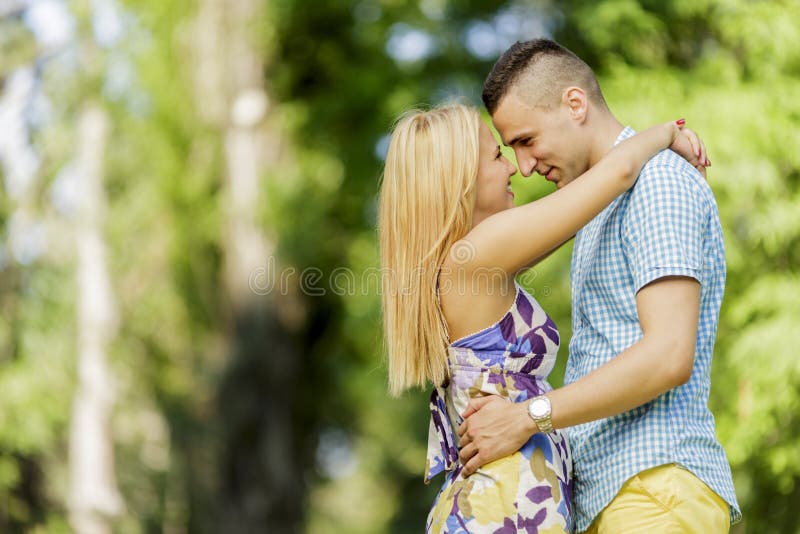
left=455, top=39, right=740, bottom=532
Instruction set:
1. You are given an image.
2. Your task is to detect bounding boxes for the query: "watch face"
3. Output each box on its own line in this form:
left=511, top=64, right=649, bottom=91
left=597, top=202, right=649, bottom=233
left=530, top=398, right=549, bottom=417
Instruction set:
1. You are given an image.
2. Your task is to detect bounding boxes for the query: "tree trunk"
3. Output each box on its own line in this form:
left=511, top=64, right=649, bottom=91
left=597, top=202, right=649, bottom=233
left=192, top=0, right=305, bottom=531
left=67, top=103, right=123, bottom=534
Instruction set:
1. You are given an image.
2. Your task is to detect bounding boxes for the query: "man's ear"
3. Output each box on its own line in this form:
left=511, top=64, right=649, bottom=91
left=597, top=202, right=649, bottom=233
left=562, top=86, right=588, bottom=123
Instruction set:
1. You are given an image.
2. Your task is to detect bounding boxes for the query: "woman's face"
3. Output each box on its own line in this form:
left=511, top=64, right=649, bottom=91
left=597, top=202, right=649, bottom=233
left=473, top=122, right=517, bottom=225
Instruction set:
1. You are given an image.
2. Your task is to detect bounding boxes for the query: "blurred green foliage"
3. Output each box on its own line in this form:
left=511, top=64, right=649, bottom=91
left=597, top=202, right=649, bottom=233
left=0, top=0, right=797, bottom=532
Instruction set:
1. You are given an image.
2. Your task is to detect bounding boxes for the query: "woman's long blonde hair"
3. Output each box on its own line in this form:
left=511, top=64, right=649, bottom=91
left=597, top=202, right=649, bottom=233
left=378, top=103, right=481, bottom=397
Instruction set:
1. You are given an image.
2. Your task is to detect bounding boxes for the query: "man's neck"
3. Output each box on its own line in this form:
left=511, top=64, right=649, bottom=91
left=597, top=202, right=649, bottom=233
left=587, top=114, right=626, bottom=168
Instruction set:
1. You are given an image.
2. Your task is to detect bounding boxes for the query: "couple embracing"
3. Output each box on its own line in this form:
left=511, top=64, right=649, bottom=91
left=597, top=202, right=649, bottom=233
left=379, top=39, right=741, bottom=533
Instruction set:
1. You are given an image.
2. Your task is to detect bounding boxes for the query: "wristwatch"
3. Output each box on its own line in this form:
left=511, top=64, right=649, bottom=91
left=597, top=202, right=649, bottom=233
left=527, top=395, right=555, bottom=434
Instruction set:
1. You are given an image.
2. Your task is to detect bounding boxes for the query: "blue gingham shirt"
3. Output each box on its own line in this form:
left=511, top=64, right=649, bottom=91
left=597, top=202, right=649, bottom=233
left=565, top=127, right=741, bottom=532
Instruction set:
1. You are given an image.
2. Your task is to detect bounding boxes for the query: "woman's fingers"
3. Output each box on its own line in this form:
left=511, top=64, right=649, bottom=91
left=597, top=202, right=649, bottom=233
left=676, top=127, right=712, bottom=177
left=684, top=127, right=701, bottom=163
left=683, top=127, right=710, bottom=167
left=692, top=130, right=707, bottom=166
left=700, top=138, right=710, bottom=166
left=695, top=163, right=708, bottom=179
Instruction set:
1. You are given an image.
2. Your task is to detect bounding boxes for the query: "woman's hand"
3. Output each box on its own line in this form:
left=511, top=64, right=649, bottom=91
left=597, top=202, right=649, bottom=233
left=669, top=121, right=710, bottom=178
left=457, top=395, right=537, bottom=477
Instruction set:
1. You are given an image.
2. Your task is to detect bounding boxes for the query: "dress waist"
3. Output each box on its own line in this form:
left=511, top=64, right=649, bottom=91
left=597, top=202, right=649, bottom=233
left=423, top=362, right=553, bottom=484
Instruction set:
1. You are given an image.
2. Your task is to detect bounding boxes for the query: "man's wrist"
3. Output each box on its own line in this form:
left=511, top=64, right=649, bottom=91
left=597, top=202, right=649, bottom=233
left=520, top=400, right=539, bottom=435
left=526, top=395, right=556, bottom=434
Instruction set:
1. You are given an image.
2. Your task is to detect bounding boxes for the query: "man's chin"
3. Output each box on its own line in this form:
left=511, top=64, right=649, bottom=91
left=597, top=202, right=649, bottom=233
left=555, top=176, right=577, bottom=189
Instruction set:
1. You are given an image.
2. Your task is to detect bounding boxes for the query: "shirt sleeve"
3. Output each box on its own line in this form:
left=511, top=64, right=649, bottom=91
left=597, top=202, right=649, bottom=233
left=621, top=163, right=710, bottom=293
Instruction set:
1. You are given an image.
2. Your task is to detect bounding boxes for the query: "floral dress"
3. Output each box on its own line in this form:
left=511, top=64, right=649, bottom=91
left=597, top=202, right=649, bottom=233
left=425, top=279, right=573, bottom=533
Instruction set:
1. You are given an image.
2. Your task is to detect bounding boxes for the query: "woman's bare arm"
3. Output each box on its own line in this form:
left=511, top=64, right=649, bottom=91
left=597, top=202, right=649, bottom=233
left=457, top=121, right=683, bottom=276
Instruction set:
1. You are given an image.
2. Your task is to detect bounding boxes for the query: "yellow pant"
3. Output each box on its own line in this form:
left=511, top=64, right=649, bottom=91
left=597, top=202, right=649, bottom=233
left=584, top=463, right=730, bottom=534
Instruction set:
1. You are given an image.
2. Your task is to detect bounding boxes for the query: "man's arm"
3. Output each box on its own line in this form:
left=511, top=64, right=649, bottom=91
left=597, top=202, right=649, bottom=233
left=457, top=275, right=700, bottom=476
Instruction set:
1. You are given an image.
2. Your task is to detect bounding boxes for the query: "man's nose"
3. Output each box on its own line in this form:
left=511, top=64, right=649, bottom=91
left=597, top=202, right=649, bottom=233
left=517, top=152, right=537, bottom=177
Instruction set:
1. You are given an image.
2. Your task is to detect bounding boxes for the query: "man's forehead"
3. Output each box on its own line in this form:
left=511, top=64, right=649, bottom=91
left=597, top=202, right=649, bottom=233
left=493, top=95, right=540, bottom=145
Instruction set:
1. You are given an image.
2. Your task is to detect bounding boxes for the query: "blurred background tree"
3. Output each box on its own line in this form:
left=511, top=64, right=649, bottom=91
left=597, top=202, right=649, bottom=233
left=0, top=0, right=797, bottom=533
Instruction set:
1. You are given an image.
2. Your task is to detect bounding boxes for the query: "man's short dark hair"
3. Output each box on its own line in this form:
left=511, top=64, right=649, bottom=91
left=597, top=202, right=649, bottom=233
left=482, top=39, right=607, bottom=114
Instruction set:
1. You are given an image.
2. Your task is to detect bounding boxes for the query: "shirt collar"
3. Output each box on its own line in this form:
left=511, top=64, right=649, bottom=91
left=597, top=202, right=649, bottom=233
left=613, top=126, right=636, bottom=147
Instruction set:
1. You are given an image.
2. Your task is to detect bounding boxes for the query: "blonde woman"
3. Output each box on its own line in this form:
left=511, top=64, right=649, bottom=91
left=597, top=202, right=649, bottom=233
left=378, top=103, right=705, bottom=533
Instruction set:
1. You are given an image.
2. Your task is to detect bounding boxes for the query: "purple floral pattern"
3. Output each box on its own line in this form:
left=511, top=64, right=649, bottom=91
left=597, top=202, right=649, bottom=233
left=425, top=281, right=573, bottom=533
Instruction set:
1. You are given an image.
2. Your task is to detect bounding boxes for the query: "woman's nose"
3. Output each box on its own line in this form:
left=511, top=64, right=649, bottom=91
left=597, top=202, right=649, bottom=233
left=505, top=158, right=517, bottom=176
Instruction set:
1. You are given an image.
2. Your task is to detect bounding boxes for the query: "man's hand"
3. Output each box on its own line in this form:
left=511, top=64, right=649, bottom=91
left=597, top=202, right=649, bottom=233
left=457, top=395, right=537, bottom=477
